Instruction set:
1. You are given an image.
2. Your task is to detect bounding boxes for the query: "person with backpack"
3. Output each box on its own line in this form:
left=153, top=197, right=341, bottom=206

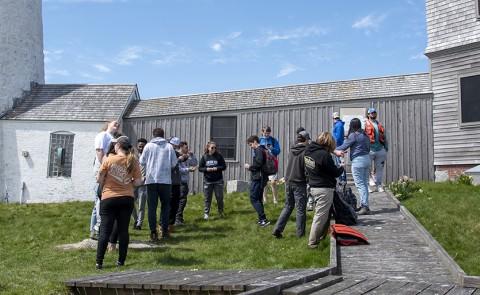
left=304, top=132, right=344, bottom=248
left=334, top=118, right=371, bottom=215
left=245, top=135, right=270, bottom=227
left=365, top=107, right=388, bottom=193
left=198, top=141, right=226, bottom=220
left=272, top=131, right=309, bottom=238
left=259, top=126, right=281, bottom=204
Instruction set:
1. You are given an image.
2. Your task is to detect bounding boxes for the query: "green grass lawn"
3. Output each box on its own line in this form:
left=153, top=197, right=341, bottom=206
left=402, top=182, right=480, bottom=276
left=0, top=190, right=329, bottom=294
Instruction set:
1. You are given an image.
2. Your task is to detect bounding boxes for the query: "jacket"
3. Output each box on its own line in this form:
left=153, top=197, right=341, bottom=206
left=284, top=143, right=307, bottom=184
left=139, top=137, right=178, bottom=185
left=198, top=152, right=226, bottom=183
left=332, top=119, right=345, bottom=147
left=304, top=142, right=344, bottom=188
left=171, top=151, right=182, bottom=186
left=179, top=153, right=198, bottom=184
left=336, top=131, right=371, bottom=161
left=365, top=119, right=387, bottom=150
left=248, top=145, right=266, bottom=181
left=259, top=136, right=281, bottom=157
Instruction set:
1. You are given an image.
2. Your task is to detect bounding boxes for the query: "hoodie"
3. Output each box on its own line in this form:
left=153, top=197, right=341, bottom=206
left=248, top=145, right=266, bottom=181
left=139, top=137, right=178, bottom=185
left=179, top=153, right=198, bottom=184
left=198, top=152, right=226, bottom=183
left=304, top=142, right=344, bottom=188
left=332, top=119, right=345, bottom=147
left=284, top=143, right=307, bottom=184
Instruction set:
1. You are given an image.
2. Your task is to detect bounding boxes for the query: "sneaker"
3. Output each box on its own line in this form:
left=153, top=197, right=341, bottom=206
left=272, top=230, right=283, bottom=239
left=378, top=186, right=385, bottom=193
left=95, top=263, right=103, bottom=270
left=308, top=244, right=318, bottom=249
left=107, top=242, right=116, bottom=252
left=307, top=205, right=314, bottom=211
left=93, top=223, right=100, bottom=232
left=258, top=219, right=270, bottom=227
left=203, top=213, right=209, bottom=220
left=369, top=186, right=378, bottom=193
left=116, top=261, right=124, bottom=267
left=89, top=230, right=98, bottom=240
left=150, top=231, right=159, bottom=243
left=358, top=206, right=371, bottom=215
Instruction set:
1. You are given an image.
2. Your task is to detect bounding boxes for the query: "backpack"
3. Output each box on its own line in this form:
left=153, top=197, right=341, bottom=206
left=262, top=148, right=278, bottom=176
left=332, top=190, right=358, bottom=225
left=330, top=224, right=369, bottom=246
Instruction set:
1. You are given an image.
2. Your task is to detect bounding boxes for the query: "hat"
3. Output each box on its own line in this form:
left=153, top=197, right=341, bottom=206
left=298, top=130, right=310, bottom=140
left=332, top=112, right=340, bottom=119
left=367, top=107, right=377, bottom=114
left=169, top=137, right=181, bottom=146
left=296, top=126, right=305, bottom=134
left=111, top=135, right=129, bottom=144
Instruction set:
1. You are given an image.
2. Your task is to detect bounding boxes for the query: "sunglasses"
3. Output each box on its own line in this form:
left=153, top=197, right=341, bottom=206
left=210, top=146, right=217, bottom=149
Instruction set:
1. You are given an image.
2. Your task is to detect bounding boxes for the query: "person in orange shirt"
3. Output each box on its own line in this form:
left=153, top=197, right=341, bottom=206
left=95, top=136, right=143, bottom=269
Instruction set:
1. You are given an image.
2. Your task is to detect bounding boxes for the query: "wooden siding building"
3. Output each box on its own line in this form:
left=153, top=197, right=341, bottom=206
left=123, top=74, right=434, bottom=193
left=426, top=0, right=480, bottom=179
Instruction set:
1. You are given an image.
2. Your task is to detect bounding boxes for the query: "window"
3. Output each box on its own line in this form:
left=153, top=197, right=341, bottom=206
left=211, top=116, right=237, bottom=160
left=459, top=74, right=480, bottom=125
left=48, top=131, right=74, bottom=177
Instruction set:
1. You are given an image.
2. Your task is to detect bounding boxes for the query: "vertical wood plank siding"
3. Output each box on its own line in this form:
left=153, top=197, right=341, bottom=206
left=430, top=47, right=480, bottom=166
left=123, top=94, right=434, bottom=193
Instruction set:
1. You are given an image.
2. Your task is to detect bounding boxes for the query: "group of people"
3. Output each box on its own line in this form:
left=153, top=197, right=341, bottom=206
left=89, top=106, right=388, bottom=267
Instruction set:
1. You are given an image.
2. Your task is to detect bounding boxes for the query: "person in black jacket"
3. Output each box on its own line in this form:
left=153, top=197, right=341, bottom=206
left=304, top=132, right=344, bottom=248
left=244, top=135, right=270, bottom=227
left=272, top=131, right=309, bottom=238
left=198, top=141, right=226, bottom=220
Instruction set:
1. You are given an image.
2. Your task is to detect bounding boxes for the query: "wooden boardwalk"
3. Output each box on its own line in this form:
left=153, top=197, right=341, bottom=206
left=340, top=190, right=455, bottom=283
left=66, top=190, right=479, bottom=294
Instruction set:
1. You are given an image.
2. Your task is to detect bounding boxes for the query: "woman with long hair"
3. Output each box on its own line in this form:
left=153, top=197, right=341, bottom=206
left=96, top=136, right=143, bottom=269
left=304, top=132, right=344, bottom=248
left=198, top=141, right=226, bottom=220
left=335, top=118, right=371, bottom=215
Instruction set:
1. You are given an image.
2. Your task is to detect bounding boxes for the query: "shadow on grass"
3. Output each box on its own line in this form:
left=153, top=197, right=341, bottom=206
left=156, top=254, right=204, bottom=267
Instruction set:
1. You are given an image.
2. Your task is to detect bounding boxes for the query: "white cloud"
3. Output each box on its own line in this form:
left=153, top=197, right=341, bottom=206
left=114, top=46, right=144, bottom=65
left=152, top=43, right=190, bottom=65
left=43, top=49, right=64, bottom=64
left=352, top=14, right=387, bottom=33
left=211, top=43, right=223, bottom=52
left=276, top=64, right=299, bottom=78
left=210, top=31, right=242, bottom=52
left=409, top=53, right=427, bottom=60
left=80, top=72, right=103, bottom=80
left=93, top=64, right=111, bottom=73
left=258, top=26, right=328, bottom=46
left=45, top=68, right=70, bottom=76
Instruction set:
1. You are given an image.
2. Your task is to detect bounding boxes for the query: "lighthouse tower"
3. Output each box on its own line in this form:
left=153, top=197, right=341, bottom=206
left=0, top=0, right=45, bottom=115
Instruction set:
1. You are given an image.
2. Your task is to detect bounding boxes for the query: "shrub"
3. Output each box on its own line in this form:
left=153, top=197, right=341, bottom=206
left=388, top=176, right=421, bottom=201
left=456, top=174, right=473, bottom=186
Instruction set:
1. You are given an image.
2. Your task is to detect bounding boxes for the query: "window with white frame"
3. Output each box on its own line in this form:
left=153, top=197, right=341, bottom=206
left=48, top=131, right=75, bottom=177
left=210, top=116, right=237, bottom=160
left=459, top=74, right=480, bottom=125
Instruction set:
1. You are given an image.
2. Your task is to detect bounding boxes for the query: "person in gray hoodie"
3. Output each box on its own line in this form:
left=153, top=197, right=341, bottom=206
left=272, top=131, right=309, bottom=238
left=139, top=128, right=177, bottom=242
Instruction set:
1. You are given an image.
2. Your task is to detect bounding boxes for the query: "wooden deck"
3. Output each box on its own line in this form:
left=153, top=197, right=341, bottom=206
left=66, top=190, right=479, bottom=295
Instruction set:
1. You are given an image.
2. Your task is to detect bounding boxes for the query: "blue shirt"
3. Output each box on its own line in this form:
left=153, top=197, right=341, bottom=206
left=259, top=136, right=281, bottom=156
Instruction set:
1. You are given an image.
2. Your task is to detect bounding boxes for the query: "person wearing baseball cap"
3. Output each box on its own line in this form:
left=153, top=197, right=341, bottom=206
left=365, top=107, right=388, bottom=193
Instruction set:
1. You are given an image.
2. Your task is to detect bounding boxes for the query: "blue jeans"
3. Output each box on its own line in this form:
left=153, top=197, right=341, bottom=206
left=351, top=154, right=371, bottom=208
left=89, top=183, right=101, bottom=232
left=132, top=185, right=147, bottom=227
left=249, top=177, right=268, bottom=221
left=146, top=183, right=171, bottom=236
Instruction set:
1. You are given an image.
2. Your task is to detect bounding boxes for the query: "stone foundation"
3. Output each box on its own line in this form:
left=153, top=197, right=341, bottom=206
left=434, top=164, right=477, bottom=182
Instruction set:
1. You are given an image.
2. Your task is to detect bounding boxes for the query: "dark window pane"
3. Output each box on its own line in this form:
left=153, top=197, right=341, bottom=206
left=460, top=75, right=480, bottom=123
left=211, top=117, right=237, bottom=159
left=48, top=132, right=74, bottom=177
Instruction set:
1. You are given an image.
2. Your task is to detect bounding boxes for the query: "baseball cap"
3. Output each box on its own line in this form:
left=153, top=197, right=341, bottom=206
left=169, top=137, right=181, bottom=146
left=298, top=130, right=310, bottom=140
left=332, top=112, right=340, bottom=119
left=111, top=135, right=129, bottom=144
left=367, top=107, right=377, bottom=114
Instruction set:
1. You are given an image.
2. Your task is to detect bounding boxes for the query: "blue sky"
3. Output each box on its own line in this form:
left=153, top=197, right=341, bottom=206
left=42, top=0, right=428, bottom=99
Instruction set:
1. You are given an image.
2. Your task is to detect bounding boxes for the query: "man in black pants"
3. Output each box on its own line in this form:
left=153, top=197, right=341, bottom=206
left=244, top=135, right=270, bottom=227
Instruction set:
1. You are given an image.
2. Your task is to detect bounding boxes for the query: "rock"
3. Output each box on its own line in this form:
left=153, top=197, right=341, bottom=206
left=56, top=239, right=163, bottom=251
left=226, top=180, right=249, bottom=193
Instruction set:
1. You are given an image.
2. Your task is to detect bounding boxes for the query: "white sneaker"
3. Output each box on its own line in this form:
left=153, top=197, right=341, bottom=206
left=378, top=186, right=385, bottom=193
left=203, top=213, right=209, bottom=220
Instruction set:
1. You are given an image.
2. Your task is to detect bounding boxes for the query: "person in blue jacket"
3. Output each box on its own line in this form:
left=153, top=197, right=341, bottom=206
left=259, top=126, right=281, bottom=204
left=332, top=112, right=347, bottom=183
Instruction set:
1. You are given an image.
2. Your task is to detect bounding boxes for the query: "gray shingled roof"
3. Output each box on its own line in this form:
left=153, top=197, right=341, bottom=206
left=125, top=73, right=432, bottom=118
left=1, top=84, right=137, bottom=121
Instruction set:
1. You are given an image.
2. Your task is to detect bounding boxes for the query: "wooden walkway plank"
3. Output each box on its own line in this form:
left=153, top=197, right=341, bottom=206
left=123, top=270, right=190, bottom=289
left=395, top=281, right=432, bottom=295
left=418, top=283, right=455, bottom=295
left=281, top=275, right=343, bottom=295
left=75, top=270, right=143, bottom=288
left=365, top=280, right=411, bottom=294
left=221, top=270, right=276, bottom=291
left=445, top=286, right=477, bottom=295
left=333, top=278, right=387, bottom=295
left=309, top=278, right=368, bottom=295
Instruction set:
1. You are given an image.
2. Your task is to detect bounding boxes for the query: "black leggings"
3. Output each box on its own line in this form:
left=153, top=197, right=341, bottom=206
left=96, top=196, right=134, bottom=265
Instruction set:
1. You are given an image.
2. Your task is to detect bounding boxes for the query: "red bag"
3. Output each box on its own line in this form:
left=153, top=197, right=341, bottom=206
left=330, top=224, right=369, bottom=246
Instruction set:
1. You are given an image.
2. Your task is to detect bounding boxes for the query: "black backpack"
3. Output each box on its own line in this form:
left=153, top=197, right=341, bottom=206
left=262, top=149, right=278, bottom=176
left=332, top=189, right=358, bottom=226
